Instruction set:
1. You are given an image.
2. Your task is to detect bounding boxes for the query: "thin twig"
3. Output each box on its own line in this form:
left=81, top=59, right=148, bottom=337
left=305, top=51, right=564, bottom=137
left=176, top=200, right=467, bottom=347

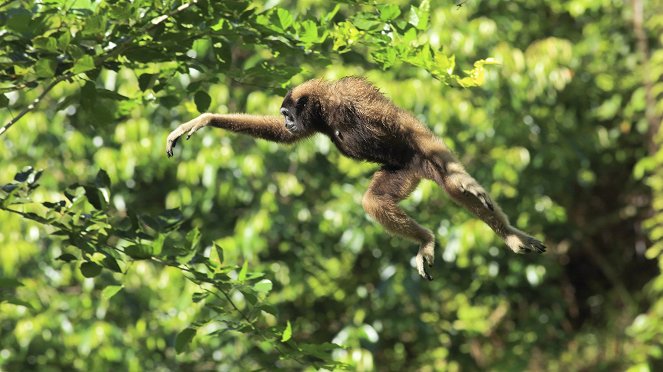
left=0, top=76, right=69, bottom=136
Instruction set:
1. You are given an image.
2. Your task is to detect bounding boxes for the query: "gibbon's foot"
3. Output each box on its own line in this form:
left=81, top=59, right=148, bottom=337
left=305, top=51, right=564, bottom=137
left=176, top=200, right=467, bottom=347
left=460, top=182, right=494, bottom=211
left=415, top=240, right=435, bottom=281
left=166, top=115, right=208, bottom=157
left=504, top=228, right=546, bottom=254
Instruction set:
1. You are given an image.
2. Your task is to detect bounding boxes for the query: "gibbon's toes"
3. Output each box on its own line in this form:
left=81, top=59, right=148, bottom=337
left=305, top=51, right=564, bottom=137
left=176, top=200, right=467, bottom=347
left=526, top=237, right=547, bottom=254
left=478, top=193, right=494, bottom=211
left=415, top=244, right=435, bottom=281
left=507, top=233, right=546, bottom=254
left=460, top=184, right=494, bottom=211
left=518, top=236, right=546, bottom=254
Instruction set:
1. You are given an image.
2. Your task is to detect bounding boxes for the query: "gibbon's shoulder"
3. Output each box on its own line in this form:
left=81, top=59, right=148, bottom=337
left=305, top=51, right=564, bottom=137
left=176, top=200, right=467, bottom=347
left=296, top=76, right=380, bottom=93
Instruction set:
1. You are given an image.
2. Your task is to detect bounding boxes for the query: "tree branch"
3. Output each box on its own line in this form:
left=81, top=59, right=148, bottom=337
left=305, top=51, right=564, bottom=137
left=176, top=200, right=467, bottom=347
left=0, top=76, right=68, bottom=136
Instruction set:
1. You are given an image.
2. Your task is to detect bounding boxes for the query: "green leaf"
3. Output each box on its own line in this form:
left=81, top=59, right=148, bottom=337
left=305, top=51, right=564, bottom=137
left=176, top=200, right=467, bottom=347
left=238, top=260, right=248, bottom=282
left=175, top=327, right=197, bottom=353
left=35, top=59, right=56, bottom=78
left=281, top=321, right=292, bottom=342
left=95, top=169, right=111, bottom=188
left=90, top=252, right=106, bottom=264
left=58, top=32, right=71, bottom=49
left=194, top=90, right=211, bottom=113
left=125, top=244, right=152, bottom=259
left=56, top=253, right=77, bottom=262
left=0, top=94, right=8, bottom=108
left=187, top=228, right=201, bottom=251
left=299, top=20, right=320, bottom=45
left=138, top=73, right=155, bottom=91
left=101, top=285, right=123, bottom=300
left=84, top=186, right=108, bottom=210
left=33, top=37, right=58, bottom=52
left=408, top=0, right=430, bottom=30
left=152, top=234, right=165, bottom=256
left=192, top=292, right=209, bottom=303
left=253, top=279, right=273, bottom=294
left=214, top=243, right=224, bottom=265
left=102, top=255, right=122, bottom=273
left=14, top=167, right=34, bottom=182
left=0, top=278, right=23, bottom=288
left=80, top=262, right=102, bottom=278
left=6, top=8, right=32, bottom=35
left=83, top=15, right=106, bottom=35
left=379, top=4, right=401, bottom=21
left=72, top=55, right=96, bottom=74
left=277, top=8, right=293, bottom=30
left=352, top=15, right=380, bottom=31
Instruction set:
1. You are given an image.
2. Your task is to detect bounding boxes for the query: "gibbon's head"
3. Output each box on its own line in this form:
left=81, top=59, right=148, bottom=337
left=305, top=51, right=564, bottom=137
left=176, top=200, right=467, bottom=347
left=280, top=80, right=326, bottom=134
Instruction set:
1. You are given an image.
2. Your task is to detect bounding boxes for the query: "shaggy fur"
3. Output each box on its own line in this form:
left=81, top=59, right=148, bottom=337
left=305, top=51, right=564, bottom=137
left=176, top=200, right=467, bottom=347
left=166, top=77, right=545, bottom=280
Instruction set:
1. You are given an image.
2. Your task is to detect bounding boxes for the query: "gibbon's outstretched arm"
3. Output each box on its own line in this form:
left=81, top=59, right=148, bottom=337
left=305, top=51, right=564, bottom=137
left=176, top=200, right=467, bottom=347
left=166, top=113, right=310, bottom=156
left=167, top=77, right=545, bottom=280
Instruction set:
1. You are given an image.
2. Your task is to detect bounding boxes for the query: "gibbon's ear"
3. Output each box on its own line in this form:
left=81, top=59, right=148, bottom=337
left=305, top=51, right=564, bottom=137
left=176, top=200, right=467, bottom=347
left=295, top=95, right=309, bottom=112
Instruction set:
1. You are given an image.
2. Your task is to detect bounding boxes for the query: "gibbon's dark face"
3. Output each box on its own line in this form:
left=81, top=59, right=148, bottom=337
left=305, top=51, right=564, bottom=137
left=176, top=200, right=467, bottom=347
left=280, top=90, right=312, bottom=134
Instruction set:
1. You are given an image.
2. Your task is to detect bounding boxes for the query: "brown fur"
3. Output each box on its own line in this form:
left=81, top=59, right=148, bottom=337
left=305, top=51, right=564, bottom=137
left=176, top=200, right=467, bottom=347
left=166, top=77, right=545, bottom=280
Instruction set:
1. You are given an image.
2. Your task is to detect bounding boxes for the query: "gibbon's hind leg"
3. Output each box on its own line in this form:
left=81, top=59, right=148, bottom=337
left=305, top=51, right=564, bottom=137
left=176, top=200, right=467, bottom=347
left=362, top=166, right=436, bottom=280
left=424, top=153, right=546, bottom=254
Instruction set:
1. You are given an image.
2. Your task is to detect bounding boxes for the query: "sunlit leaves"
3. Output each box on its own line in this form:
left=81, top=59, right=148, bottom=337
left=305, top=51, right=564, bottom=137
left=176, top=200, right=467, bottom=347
left=71, top=55, right=96, bottom=74
left=101, top=285, right=123, bottom=300
left=238, top=260, right=248, bottom=282
left=379, top=4, right=401, bottom=21
left=281, top=321, right=292, bottom=342
left=408, top=0, right=430, bottom=30
left=277, top=8, right=294, bottom=31
left=332, top=22, right=363, bottom=53
left=35, top=59, right=56, bottom=78
left=253, top=279, right=273, bottom=294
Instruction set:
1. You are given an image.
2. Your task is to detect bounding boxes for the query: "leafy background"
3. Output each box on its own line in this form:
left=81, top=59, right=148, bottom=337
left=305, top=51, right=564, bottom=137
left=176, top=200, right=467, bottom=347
left=1, top=0, right=662, bottom=370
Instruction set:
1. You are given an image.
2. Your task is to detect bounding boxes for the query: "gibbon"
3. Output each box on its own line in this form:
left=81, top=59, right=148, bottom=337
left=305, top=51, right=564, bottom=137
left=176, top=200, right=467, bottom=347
left=166, top=77, right=545, bottom=280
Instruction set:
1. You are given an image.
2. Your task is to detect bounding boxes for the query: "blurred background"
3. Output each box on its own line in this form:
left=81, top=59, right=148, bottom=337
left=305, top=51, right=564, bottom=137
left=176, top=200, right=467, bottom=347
left=1, top=0, right=662, bottom=370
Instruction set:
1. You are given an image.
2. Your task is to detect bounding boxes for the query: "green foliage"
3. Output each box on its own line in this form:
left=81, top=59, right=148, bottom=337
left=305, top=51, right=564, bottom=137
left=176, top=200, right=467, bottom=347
left=0, top=167, right=341, bottom=369
left=0, top=0, right=662, bottom=370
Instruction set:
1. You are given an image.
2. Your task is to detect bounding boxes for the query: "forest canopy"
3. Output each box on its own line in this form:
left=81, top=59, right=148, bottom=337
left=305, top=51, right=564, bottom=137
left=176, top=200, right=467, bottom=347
left=1, top=0, right=662, bottom=370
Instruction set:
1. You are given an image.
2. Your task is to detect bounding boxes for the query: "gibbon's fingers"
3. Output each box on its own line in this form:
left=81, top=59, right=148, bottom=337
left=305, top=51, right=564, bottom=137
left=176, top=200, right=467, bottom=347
left=166, top=114, right=210, bottom=157
left=186, top=126, right=199, bottom=140
left=166, top=130, right=181, bottom=157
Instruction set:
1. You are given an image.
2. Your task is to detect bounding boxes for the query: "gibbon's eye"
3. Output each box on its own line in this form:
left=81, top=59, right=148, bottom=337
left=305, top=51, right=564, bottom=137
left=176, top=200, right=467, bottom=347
left=295, top=96, right=309, bottom=112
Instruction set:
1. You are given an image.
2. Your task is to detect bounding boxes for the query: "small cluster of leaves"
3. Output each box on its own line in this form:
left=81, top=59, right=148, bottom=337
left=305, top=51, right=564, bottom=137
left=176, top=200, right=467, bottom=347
left=257, top=1, right=496, bottom=86
left=0, top=167, right=343, bottom=369
left=0, top=0, right=494, bottom=136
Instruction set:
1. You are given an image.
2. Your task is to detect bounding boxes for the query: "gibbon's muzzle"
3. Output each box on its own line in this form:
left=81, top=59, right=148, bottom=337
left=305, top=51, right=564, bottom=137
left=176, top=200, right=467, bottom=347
left=280, top=107, right=296, bottom=132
